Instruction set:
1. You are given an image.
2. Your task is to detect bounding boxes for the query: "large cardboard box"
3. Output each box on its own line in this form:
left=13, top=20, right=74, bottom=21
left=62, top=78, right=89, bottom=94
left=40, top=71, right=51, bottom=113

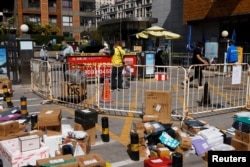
left=0, top=120, right=19, bottom=136
left=145, top=90, right=171, bottom=123
left=36, top=154, right=78, bottom=167
left=38, top=108, right=62, bottom=127
left=0, top=138, right=49, bottom=167
left=61, top=82, right=87, bottom=97
left=76, top=153, right=106, bottom=167
left=74, top=123, right=96, bottom=145
left=142, top=114, right=159, bottom=122
left=231, top=137, right=250, bottom=151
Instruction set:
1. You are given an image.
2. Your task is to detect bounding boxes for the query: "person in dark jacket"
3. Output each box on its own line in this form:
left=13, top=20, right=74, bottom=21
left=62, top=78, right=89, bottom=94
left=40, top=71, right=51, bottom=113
left=155, top=50, right=165, bottom=72
left=183, top=42, right=208, bottom=89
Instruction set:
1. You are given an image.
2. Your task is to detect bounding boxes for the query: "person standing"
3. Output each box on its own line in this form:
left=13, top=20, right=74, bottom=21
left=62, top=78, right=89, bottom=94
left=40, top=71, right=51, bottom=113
left=61, top=41, right=74, bottom=80
left=226, top=40, right=238, bottom=76
left=39, top=44, right=48, bottom=61
left=111, top=41, right=125, bottom=91
left=183, top=42, right=208, bottom=89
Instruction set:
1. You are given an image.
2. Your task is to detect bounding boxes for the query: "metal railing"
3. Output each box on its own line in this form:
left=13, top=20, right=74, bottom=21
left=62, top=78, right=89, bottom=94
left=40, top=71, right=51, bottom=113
left=30, top=59, right=250, bottom=120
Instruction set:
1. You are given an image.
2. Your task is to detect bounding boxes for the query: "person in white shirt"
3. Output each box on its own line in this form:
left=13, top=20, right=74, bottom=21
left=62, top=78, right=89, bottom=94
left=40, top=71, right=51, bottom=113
left=61, top=41, right=74, bottom=62
left=40, top=44, right=48, bottom=61
left=61, top=41, right=74, bottom=80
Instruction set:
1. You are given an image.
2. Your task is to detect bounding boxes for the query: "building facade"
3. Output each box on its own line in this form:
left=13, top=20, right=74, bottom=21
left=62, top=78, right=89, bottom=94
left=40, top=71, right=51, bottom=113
left=183, top=0, right=250, bottom=52
left=14, top=0, right=96, bottom=42
left=96, top=0, right=156, bottom=47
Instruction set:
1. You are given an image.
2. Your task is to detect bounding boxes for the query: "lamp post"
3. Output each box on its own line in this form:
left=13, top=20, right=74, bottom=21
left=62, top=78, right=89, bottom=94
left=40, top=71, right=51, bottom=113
left=221, top=30, right=229, bottom=74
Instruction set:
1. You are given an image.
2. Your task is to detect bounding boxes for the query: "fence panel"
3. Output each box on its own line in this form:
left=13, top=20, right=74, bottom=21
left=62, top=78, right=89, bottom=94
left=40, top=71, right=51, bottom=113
left=96, top=64, right=187, bottom=118
left=31, top=59, right=51, bottom=99
left=185, top=63, right=250, bottom=117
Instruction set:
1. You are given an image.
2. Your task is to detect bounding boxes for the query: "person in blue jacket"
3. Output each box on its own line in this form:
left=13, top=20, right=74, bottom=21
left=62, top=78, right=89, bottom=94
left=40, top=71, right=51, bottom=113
left=226, top=40, right=238, bottom=63
left=226, top=40, right=238, bottom=76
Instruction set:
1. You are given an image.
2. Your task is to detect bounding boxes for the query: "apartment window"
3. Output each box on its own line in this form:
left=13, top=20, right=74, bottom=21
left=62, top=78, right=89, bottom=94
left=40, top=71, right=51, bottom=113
left=48, top=0, right=56, bottom=7
left=80, top=16, right=95, bottom=27
left=49, top=17, right=57, bottom=24
left=28, top=0, right=40, bottom=8
left=62, top=16, right=73, bottom=26
left=29, top=15, right=41, bottom=23
left=62, top=0, right=72, bottom=10
left=80, top=2, right=95, bottom=12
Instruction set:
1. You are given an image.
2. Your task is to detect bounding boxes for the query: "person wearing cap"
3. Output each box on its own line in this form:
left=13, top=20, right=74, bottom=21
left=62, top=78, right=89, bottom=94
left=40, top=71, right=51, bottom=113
left=226, top=40, right=238, bottom=76
left=40, top=44, right=48, bottom=61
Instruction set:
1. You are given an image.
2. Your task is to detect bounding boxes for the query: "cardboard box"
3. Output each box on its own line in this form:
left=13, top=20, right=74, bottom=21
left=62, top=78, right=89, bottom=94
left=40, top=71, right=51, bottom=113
left=46, top=125, right=62, bottom=136
left=29, top=130, right=43, bottom=138
left=145, top=90, right=171, bottom=123
left=181, top=122, right=200, bottom=135
left=0, top=138, right=49, bottom=167
left=234, top=130, right=243, bottom=141
left=38, top=108, right=62, bottom=127
left=144, top=122, right=154, bottom=134
left=175, top=129, right=192, bottom=150
left=36, top=154, right=78, bottom=167
left=0, top=79, right=12, bottom=93
left=133, top=122, right=145, bottom=131
left=43, top=134, right=63, bottom=157
left=158, top=147, right=171, bottom=158
left=139, top=145, right=147, bottom=157
left=231, top=137, right=250, bottom=151
left=142, top=114, right=159, bottom=122
left=76, top=153, right=106, bottom=167
left=19, top=135, right=40, bottom=152
left=241, top=131, right=250, bottom=143
left=61, top=82, right=87, bottom=97
left=0, top=120, right=19, bottom=136
left=74, top=123, right=96, bottom=145
left=63, top=136, right=91, bottom=155
left=75, top=108, right=98, bottom=126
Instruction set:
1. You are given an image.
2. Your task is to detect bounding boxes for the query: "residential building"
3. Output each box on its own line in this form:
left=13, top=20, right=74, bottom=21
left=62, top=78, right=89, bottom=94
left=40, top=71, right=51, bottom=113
left=96, top=0, right=156, bottom=47
left=12, top=0, right=95, bottom=42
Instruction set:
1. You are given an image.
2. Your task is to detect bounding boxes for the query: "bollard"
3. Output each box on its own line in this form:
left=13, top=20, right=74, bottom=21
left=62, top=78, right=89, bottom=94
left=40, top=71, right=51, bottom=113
left=201, top=82, right=211, bottom=106
left=31, top=114, right=38, bottom=130
left=101, top=117, right=110, bottom=142
left=172, top=152, right=183, bottom=167
left=20, top=96, right=28, bottom=118
left=130, top=132, right=139, bottom=161
left=2, top=84, right=13, bottom=108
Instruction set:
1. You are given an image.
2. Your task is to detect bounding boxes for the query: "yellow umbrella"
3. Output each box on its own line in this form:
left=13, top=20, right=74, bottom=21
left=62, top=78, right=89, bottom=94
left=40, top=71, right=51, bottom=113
left=136, top=26, right=181, bottom=39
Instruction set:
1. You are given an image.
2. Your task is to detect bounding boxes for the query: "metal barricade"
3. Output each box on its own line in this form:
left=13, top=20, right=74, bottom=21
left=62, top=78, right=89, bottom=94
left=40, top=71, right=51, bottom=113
left=31, top=59, right=52, bottom=99
left=185, top=63, right=250, bottom=117
left=30, top=59, right=250, bottom=120
left=96, top=64, right=187, bottom=118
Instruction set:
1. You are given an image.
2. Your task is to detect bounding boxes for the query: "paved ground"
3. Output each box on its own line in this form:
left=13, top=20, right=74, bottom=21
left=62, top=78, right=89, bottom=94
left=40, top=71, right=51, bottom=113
left=1, top=84, right=244, bottom=167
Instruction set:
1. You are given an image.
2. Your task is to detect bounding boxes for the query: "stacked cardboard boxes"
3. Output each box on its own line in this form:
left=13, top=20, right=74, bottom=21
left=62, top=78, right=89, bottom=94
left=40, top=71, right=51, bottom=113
left=74, top=108, right=98, bottom=145
left=231, top=130, right=250, bottom=151
left=38, top=108, right=62, bottom=135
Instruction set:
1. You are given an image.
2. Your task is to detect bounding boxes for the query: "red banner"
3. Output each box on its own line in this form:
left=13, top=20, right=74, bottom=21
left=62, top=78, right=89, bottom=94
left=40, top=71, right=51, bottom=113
left=67, top=54, right=137, bottom=77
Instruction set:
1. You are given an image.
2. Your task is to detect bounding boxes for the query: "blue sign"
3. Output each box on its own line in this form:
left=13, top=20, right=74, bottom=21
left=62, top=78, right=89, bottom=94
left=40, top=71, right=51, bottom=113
left=0, top=48, right=7, bottom=75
